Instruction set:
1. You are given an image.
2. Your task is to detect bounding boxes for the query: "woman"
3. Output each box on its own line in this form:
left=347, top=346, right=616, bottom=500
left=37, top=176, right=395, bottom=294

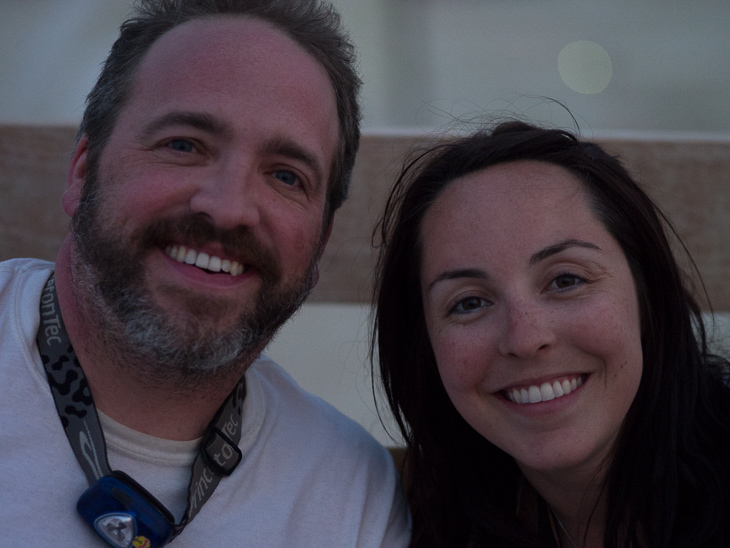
left=372, top=121, right=730, bottom=547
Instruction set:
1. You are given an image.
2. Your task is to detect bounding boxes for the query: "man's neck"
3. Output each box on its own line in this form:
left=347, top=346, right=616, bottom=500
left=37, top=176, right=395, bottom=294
left=53, top=238, right=247, bottom=441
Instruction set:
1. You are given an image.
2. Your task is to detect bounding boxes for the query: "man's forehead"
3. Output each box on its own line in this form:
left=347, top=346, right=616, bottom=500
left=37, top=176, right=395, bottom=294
left=120, top=13, right=338, bottom=138
left=138, top=15, right=319, bottom=83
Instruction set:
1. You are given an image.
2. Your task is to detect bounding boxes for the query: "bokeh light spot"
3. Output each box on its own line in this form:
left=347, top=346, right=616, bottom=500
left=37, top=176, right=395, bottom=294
left=558, top=40, right=613, bottom=94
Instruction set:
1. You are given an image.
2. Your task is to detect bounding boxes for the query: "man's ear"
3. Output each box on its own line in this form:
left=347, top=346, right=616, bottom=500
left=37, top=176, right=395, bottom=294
left=62, top=135, right=90, bottom=217
left=321, top=221, right=333, bottom=252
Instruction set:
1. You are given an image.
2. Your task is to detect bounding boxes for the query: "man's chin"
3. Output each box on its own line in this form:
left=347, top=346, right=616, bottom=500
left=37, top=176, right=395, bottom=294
left=115, top=310, right=266, bottom=387
left=154, top=289, right=254, bottom=327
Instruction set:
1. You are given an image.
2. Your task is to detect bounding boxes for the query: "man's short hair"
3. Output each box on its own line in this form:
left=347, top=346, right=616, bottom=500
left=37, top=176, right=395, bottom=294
left=80, top=0, right=361, bottom=223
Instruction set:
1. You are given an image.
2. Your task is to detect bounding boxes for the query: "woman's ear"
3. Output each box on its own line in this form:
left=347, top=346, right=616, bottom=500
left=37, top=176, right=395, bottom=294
left=62, top=135, right=90, bottom=217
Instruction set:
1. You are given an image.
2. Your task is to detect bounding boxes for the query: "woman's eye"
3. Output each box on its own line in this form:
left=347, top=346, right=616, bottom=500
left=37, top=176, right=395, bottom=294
left=451, top=296, right=488, bottom=315
left=167, top=139, right=195, bottom=153
left=273, top=170, right=300, bottom=186
left=551, top=274, right=585, bottom=290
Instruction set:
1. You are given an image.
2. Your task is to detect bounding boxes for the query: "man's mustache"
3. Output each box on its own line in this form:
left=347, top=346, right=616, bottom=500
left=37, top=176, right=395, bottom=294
left=140, top=214, right=280, bottom=280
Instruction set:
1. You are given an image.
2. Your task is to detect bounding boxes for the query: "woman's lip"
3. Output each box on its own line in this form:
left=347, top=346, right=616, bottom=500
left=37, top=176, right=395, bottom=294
left=501, top=374, right=588, bottom=405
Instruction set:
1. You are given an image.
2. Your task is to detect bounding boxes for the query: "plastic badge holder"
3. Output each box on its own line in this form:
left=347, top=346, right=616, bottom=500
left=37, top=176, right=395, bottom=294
left=77, top=471, right=175, bottom=548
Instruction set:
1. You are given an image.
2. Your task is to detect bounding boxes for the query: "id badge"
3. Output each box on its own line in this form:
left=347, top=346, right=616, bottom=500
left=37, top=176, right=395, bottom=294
left=77, top=471, right=174, bottom=548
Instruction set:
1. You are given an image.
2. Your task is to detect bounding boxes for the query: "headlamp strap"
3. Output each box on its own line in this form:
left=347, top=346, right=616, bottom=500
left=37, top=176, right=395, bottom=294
left=37, top=274, right=245, bottom=546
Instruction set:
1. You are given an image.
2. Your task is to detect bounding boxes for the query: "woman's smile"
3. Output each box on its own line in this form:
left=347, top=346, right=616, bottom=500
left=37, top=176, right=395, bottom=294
left=501, top=373, right=586, bottom=404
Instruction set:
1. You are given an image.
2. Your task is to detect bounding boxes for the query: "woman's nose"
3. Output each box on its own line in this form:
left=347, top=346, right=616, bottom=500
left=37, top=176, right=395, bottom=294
left=497, top=298, right=557, bottom=358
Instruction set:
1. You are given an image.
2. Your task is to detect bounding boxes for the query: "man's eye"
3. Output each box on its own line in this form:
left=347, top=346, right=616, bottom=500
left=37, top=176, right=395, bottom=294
left=168, top=139, right=195, bottom=153
left=273, top=170, right=299, bottom=186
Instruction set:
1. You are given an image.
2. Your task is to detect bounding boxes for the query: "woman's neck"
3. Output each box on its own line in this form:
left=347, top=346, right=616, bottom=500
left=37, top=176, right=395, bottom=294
left=522, top=463, right=609, bottom=548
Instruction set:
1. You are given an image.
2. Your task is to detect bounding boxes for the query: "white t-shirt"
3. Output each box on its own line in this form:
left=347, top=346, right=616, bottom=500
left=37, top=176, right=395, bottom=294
left=0, top=258, right=410, bottom=547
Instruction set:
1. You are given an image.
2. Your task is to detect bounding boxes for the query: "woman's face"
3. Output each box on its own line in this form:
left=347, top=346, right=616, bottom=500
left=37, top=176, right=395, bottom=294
left=420, top=160, right=643, bottom=480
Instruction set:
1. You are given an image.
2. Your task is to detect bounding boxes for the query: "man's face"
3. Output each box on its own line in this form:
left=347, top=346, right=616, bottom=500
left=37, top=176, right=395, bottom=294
left=66, top=16, right=339, bottom=384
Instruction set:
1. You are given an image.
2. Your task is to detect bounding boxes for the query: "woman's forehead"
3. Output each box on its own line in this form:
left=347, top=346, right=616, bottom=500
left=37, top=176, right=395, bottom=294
left=423, top=161, right=588, bottom=230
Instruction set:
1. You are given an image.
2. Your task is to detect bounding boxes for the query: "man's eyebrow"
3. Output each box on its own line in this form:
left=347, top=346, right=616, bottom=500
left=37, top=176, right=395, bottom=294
left=261, top=136, right=326, bottom=191
left=529, top=238, right=601, bottom=265
left=138, top=111, right=231, bottom=141
left=427, top=268, right=488, bottom=292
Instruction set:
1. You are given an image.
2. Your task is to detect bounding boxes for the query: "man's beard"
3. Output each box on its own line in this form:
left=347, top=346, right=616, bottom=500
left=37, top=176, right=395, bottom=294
left=69, top=167, right=319, bottom=391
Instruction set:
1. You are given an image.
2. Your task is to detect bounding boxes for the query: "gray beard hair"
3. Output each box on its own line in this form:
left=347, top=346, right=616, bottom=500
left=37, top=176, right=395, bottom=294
left=70, top=168, right=318, bottom=392
left=71, top=256, right=312, bottom=392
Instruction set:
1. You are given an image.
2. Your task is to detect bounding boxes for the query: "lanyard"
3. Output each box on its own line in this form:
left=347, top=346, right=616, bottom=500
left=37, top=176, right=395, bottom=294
left=37, top=274, right=245, bottom=548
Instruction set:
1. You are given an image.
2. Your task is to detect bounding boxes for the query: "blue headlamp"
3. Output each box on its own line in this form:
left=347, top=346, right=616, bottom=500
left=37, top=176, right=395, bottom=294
left=77, top=471, right=175, bottom=548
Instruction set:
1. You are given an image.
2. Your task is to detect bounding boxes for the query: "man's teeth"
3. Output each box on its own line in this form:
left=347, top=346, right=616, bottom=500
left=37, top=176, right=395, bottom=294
left=505, top=376, right=584, bottom=404
left=165, top=245, right=245, bottom=276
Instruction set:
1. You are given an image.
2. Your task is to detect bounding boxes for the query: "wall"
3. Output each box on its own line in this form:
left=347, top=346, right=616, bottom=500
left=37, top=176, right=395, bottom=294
left=3, top=1, right=730, bottom=132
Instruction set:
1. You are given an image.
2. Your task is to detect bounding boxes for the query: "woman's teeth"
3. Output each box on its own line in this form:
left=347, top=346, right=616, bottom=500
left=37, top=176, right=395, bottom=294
left=165, top=245, right=246, bottom=276
left=505, top=376, right=584, bottom=404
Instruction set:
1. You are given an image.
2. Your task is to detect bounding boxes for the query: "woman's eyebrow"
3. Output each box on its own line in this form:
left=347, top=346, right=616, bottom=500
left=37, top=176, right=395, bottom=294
left=529, top=238, right=601, bottom=266
left=426, top=239, right=601, bottom=292
left=427, top=268, right=487, bottom=292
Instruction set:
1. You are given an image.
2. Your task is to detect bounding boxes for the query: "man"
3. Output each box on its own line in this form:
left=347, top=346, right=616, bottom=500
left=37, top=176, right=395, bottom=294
left=0, top=1, right=409, bottom=546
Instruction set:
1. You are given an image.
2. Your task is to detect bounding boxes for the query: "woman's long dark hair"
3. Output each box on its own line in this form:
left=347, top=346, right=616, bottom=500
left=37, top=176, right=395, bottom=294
left=372, top=121, right=730, bottom=547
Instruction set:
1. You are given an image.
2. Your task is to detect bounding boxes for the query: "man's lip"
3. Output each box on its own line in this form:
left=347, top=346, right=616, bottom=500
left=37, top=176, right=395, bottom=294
left=164, top=244, right=248, bottom=276
left=500, top=374, right=588, bottom=405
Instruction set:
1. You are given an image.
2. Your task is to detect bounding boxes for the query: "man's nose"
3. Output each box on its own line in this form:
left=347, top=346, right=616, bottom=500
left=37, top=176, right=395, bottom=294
left=497, top=297, right=556, bottom=359
left=188, top=163, right=263, bottom=231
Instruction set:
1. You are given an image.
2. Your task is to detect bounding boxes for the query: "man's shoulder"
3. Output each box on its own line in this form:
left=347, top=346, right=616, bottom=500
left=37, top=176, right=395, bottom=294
left=0, top=257, right=54, bottom=278
left=248, top=354, right=368, bottom=429
left=0, top=258, right=54, bottom=305
left=239, top=355, right=411, bottom=547
left=247, top=354, right=389, bottom=456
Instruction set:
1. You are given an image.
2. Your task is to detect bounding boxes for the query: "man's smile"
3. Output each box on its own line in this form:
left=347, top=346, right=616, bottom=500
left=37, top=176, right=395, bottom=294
left=165, top=244, right=247, bottom=276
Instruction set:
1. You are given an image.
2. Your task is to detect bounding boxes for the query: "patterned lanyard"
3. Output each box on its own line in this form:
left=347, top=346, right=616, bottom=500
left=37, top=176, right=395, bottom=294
left=37, top=273, right=245, bottom=548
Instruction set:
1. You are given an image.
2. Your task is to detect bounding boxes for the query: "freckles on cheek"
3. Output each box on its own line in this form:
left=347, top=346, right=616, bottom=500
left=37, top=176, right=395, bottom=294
left=581, top=309, right=627, bottom=354
left=434, top=337, right=483, bottom=390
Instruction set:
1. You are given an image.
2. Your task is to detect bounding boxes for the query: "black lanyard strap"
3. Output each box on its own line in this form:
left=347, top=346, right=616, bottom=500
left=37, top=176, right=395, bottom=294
left=37, top=274, right=245, bottom=544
